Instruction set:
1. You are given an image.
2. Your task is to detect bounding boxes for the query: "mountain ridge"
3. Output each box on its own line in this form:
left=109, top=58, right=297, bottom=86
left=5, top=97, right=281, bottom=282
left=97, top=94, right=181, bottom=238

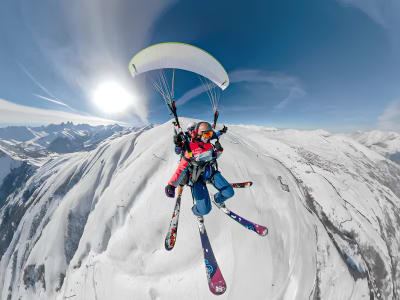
left=349, top=130, right=400, bottom=163
left=0, top=120, right=398, bottom=299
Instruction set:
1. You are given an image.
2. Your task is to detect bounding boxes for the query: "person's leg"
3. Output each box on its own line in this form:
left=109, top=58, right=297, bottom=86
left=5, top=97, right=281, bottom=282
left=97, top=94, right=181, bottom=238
left=191, top=181, right=212, bottom=216
left=212, top=172, right=234, bottom=204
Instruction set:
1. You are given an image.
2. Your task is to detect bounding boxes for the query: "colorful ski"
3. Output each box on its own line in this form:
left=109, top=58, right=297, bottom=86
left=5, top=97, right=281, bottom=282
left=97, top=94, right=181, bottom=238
left=165, top=195, right=182, bottom=251
left=230, top=181, right=253, bottom=188
left=196, top=216, right=227, bottom=295
left=212, top=201, right=268, bottom=236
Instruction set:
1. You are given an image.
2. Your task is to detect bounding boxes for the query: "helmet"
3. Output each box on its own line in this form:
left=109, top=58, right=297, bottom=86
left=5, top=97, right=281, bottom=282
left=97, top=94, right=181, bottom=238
left=195, top=122, right=213, bottom=139
left=186, top=121, right=196, bottom=132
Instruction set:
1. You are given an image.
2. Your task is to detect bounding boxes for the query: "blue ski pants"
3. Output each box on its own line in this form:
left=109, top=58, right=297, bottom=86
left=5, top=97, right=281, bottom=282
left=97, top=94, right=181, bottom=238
left=191, top=172, right=234, bottom=216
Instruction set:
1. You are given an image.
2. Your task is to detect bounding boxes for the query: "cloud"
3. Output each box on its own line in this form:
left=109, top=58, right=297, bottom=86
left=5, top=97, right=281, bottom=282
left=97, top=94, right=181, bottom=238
left=176, top=69, right=306, bottom=110
left=18, top=62, right=59, bottom=100
left=176, top=85, right=207, bottom=106
left=337, top=0, right=400, bottom=47
left=21, top=0, right=177, bottom=122
left=17, top=62, right=78, bottom=112
left=230, top=69, right=306, bottom=110
left=0, top=98, right=128, bottom=127
left=34, top=94, right=76, bottom=112
left=377, top=100, right=400, bottom=131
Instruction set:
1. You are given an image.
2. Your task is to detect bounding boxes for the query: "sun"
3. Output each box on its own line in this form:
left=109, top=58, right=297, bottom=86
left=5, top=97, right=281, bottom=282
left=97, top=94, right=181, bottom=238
left=92, top=82, right=133, bottom=113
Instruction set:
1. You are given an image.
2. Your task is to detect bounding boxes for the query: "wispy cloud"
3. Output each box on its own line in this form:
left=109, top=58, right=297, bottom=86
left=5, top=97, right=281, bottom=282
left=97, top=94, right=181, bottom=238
left=337, top=0, right=400, bottom=48
left=176, top=85, right=206, bottom=106
left=34, top=94, right=77, bottom=112
left=17, top=62, right=58, bottom=99
left=0, top=98, right=127, bottom=127
left=176, top=69, right=306, bottom=110
left=377, top=100, right=400, bottom=131
left=18, top=62, right=79, bottom=113
left=229, top=69, right=306, bottom=111
left=24, top=0, right=177, bottom=123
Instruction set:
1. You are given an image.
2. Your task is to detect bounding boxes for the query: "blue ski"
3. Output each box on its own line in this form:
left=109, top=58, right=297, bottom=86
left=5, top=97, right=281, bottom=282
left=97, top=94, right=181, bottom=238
left=196, top=216, right=227, bottom=295
left=212, top=201, right=268, bottom=236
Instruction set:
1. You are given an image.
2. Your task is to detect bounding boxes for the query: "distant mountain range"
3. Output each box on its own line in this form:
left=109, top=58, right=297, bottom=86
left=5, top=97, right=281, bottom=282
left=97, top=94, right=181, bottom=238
left=349, top=130, right=400, bottom=163
left=0, top=122, right=133, bottom=164
left=0, top=122, right=149, bottom=203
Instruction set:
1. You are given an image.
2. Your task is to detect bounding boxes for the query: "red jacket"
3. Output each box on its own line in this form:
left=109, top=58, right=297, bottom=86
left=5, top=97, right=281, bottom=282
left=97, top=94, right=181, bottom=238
left=168, top=139, right=221, bottom=187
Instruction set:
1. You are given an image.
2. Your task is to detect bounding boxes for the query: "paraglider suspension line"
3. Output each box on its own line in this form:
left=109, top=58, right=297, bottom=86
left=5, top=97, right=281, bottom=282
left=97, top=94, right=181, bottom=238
left=152, top=69, right=174, bottom=106
left=199, top=76, right=221, bottom=125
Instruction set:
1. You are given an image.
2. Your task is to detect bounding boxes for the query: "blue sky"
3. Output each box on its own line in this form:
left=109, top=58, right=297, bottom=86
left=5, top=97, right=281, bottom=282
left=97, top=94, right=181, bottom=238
left=1, top=0, right=400, bottom=132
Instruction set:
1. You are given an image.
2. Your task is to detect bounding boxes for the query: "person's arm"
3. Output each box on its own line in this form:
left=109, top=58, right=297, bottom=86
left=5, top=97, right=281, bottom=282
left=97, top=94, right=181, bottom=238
left=174, top=132, right=187, bottom=155
left=212, top=140, right=224, bottom=159
left=166, top=155, right=191, bottom=198
left=168, top=156, right=190, bottom=187
left=213, top=125, right=228, bottom=139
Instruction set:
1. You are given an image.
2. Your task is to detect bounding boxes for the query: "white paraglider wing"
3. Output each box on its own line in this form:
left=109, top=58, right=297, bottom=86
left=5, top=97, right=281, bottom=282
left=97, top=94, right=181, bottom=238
left=129, top=42, right=229, bottom=90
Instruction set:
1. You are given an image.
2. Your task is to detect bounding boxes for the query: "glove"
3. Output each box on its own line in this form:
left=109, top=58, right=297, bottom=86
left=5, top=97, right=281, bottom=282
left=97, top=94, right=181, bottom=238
left=165, top=184, right=176, bottom=198
left=220, top=125, right=228, bottom=134
left=214, top=140, right=223, bottom=151
left=174, top=146, right=182, bottom=155
left=173, top=133, right=184, bottom=146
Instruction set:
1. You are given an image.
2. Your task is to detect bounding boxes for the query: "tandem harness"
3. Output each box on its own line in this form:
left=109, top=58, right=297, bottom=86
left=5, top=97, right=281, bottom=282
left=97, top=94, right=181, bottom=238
left=183, top=157, right=219, bottom=187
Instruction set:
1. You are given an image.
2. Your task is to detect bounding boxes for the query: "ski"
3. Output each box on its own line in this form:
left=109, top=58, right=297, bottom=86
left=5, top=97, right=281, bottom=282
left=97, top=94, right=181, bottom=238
left=196, top=216, right=227, bottom=295
left=165, top=194, right=182, bottom=251
left=230, top=181, right=253, bottom=188
left=212, top=201, right=268, bottom=236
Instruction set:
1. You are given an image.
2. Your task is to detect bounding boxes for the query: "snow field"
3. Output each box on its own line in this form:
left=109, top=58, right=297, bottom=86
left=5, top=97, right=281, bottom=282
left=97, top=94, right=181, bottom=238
left=0, top=119, right=399, bottom=299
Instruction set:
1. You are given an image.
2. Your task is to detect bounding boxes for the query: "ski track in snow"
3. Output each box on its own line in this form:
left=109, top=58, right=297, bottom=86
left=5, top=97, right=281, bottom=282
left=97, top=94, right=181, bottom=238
left=0, top=119, right=399, bottom=299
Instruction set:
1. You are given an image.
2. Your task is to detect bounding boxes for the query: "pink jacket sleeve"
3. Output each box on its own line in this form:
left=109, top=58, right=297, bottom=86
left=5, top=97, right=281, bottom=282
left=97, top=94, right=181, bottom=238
left=168, top=156, right=190, bottom=187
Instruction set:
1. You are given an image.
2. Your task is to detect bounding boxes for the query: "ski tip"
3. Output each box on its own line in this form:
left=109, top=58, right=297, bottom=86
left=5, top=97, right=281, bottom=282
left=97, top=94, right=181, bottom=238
left=165, top=244, right=174, bottom=251
left=165, top=238, right=176, bottom=251
left=255, top=224, right=268, bottom=236
left=230, top=181, right=253, bottom=188
left=209, top=267, right=227, bottom=295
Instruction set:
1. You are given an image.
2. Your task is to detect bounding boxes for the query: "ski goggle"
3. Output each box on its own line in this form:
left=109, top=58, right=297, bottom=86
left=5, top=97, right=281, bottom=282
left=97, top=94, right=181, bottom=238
left=201, top=130, right=213, bottom=139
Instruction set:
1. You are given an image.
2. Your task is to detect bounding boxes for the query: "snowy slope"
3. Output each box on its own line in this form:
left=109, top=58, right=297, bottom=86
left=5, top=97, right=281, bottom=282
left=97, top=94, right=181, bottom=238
left=0, top=148, right=38, bottom=211
left=0, top=120, right=399, bottom=300
left=350, top=130, right=400, bottom=163
left=0, top=122, right=127, bottom=156
left=0, top=150, right=22, bottom=188
left=0, top=139, right=54, bottom=168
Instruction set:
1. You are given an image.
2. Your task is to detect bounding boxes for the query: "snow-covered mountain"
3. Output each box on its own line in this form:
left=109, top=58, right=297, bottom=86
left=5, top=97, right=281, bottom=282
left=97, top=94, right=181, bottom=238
left=0, top=146, right=39, bottom=210
left=0, top=119, right=399, bottom=300
left=350, top=130, right=400, bottom=163
left=0, top=122, right=134, bottom=206
left=0, top=151, right=21, bottom=186
left=0, top=122, right=128, bottom=158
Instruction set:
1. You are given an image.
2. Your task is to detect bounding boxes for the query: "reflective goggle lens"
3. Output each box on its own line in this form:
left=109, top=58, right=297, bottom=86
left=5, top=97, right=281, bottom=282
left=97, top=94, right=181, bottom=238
left=201, top=130, right=213, bottom=138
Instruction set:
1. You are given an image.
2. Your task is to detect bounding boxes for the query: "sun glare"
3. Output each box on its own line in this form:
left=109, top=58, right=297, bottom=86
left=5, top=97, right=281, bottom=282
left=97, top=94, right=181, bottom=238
left=92, top=82, right=133, bottom=113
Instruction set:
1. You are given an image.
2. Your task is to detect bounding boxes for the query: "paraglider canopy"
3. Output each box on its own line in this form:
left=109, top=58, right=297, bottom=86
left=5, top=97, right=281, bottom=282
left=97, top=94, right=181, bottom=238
left=128, top=42, right=229, bottom=131
left=129, top=42, right=229, bottom=90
